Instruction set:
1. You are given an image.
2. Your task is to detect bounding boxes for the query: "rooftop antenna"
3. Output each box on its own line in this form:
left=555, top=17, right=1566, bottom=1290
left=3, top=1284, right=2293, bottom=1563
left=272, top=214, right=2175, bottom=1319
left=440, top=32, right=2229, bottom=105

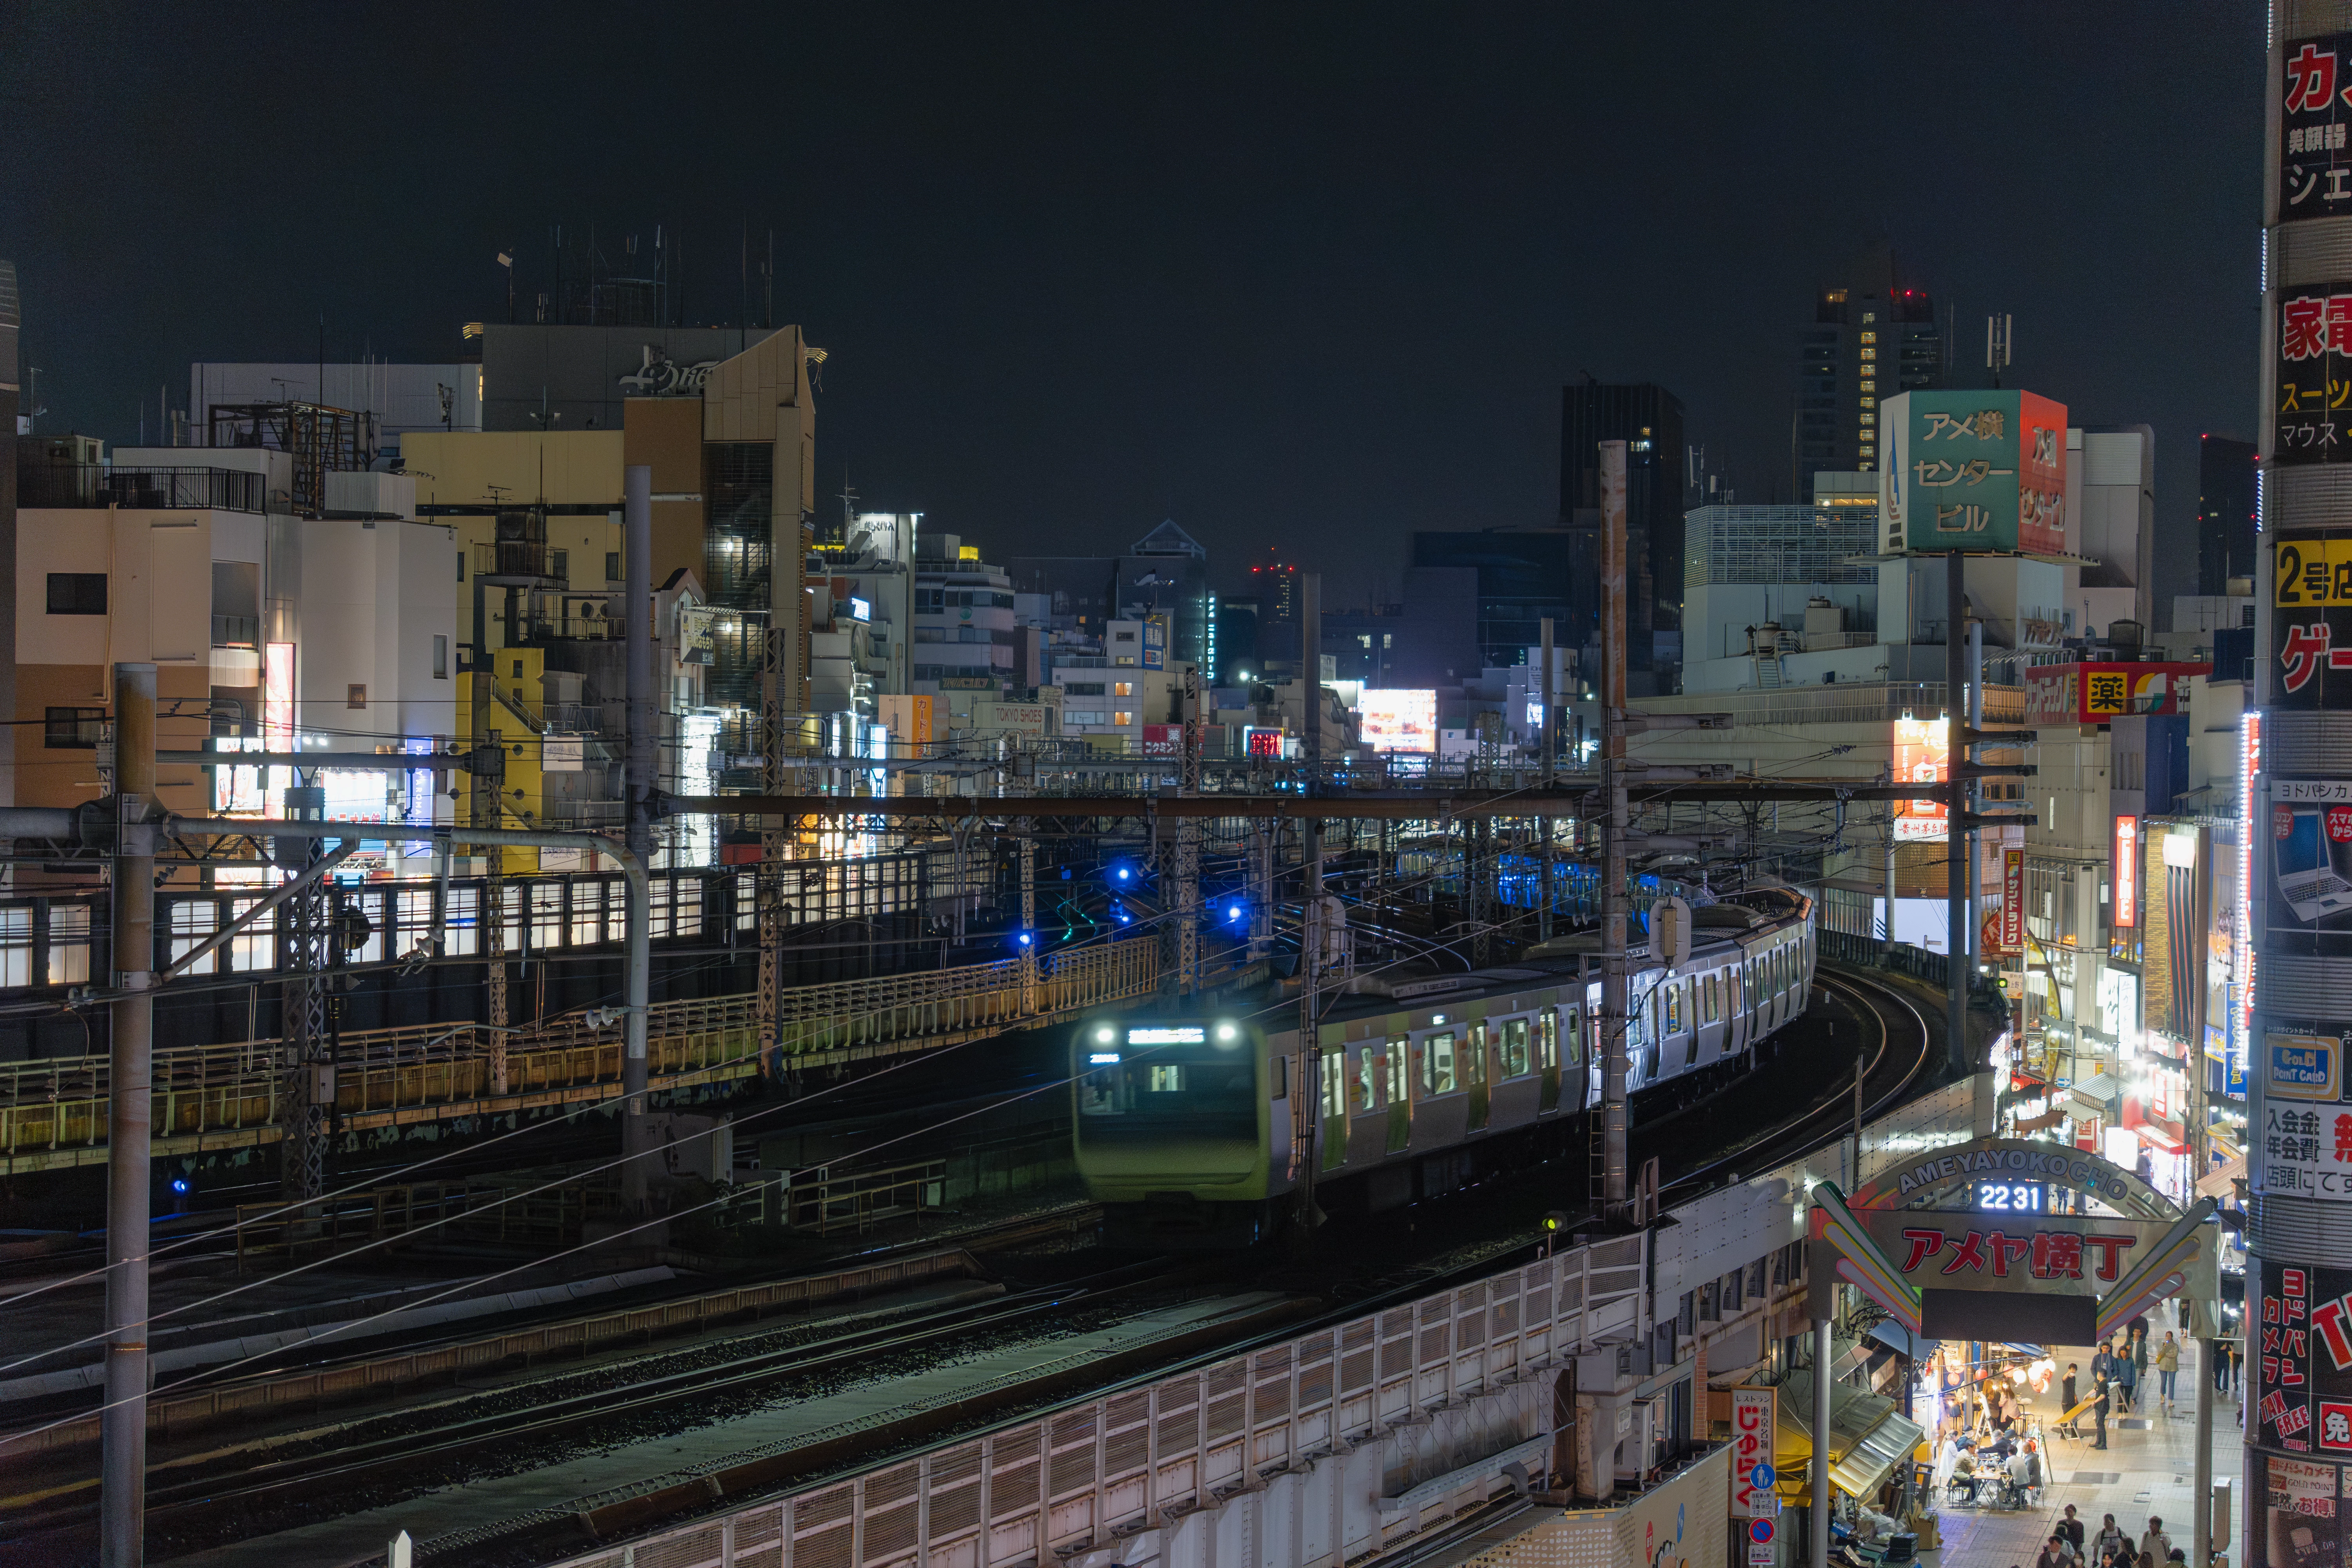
left=1986, top=313, right=2013, bottom=389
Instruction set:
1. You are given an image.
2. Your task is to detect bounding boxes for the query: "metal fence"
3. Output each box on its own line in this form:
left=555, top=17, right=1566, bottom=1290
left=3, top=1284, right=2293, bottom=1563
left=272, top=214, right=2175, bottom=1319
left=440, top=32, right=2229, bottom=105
left=532, top=1234, right=1648, bottom=1568
left=18, top=463, right=267, bottom=513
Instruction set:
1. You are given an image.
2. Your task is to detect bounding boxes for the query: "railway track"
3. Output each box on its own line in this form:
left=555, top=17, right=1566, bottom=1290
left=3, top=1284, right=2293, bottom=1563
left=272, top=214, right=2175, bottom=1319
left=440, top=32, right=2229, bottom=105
left=5, top=1254, right=1225, bottom=1561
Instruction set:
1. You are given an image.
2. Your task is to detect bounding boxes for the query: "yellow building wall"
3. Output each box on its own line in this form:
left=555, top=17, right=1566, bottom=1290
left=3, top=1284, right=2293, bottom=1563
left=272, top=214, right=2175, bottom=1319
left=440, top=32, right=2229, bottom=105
left=453, top=645, right=548, bottom=874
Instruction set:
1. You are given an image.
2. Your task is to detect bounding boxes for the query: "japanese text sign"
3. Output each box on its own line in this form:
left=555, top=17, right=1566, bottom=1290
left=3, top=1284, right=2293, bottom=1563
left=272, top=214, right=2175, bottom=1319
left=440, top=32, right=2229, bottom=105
left=1892, top=717, right=1947, bottom=842
left=2277, top=285, right=2352, bottom=466
left=2281, top=36, right=2352, bottom=224
left=1882, top=390, right=2068, bottom=555
left=2115, top=815, right=2140, bottom=930
left=1730, top=1388, right=1775, bottom=1517
left=2024, top=662, right=2203, bottom=725
left=2002, top=848, right=2025, bottom=952
left=2269, top=535, right=2352, bottom=707
left=1848, top=1210, right=2214, bottom=1300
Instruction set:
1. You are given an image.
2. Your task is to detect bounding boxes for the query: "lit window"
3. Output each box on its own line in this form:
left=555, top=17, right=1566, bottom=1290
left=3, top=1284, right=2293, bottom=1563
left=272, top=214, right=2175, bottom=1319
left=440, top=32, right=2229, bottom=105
left=1112, top=711, right=1134, bottom=726
left=1859, top=412, right=1875, bottom=426
left=1113, top=681, right=1133, bottom=697
left=1859, top=346, right=1877, bottom=361
left=1859, top=330, right=1878, bottom=343
left=1858, top=379, right=1876, bottom=392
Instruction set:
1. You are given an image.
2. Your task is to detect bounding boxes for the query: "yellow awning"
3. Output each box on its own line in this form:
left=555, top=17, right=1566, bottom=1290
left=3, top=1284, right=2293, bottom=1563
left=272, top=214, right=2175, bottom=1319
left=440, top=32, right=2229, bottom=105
left=2198, top=1153, right=2247, bottom=1200
left=1770, top=1371, right=1927, bottom=1501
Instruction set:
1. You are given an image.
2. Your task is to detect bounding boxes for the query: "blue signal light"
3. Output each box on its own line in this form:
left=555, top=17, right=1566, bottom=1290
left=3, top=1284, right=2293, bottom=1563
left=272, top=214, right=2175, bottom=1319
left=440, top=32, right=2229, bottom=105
left=169, top=1177, right=190, bottom=1194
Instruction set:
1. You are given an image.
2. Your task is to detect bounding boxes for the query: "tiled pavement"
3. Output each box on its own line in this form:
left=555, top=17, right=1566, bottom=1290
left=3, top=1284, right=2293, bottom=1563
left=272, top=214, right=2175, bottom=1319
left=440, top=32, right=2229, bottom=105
left=1922, top=1340, right=2244, bottom=1568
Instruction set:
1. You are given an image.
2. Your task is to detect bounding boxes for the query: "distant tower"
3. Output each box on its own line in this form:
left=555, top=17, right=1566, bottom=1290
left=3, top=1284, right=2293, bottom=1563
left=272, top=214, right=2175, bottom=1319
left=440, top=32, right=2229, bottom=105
left=1793, top=242, right=1945, bottom=484
left=2196, top=433, right=2258, bottom=595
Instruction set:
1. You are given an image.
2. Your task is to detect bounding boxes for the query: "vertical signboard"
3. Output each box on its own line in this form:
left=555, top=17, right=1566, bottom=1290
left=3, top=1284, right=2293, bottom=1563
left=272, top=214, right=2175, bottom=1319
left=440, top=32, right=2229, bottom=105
left=2272, top=537, right=2352, bottom=704
left=2113, top=815, right=2140, bottom=929
left=2003, top=848, right=2026, bottom=952
left=1729, top=1388, right=1776, bottom=1517
left=1893, top=390, right=2069, bottom=556
left=264, top=640, right=296, bottom=818
left=2281, top=36, right=2352, bottom=224
left=1892, top=717, right=1948, bottom=842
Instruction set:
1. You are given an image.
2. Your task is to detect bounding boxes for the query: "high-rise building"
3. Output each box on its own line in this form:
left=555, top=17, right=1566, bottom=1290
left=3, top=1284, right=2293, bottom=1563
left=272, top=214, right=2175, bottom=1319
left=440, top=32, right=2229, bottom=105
left=2195, top=433, right=2257, bottom=595
left=1794, top=243, right=1943, bottom=480
left=1557, top=381, right=1684, bottom=681
left=0, top=260, right=17, bottom=807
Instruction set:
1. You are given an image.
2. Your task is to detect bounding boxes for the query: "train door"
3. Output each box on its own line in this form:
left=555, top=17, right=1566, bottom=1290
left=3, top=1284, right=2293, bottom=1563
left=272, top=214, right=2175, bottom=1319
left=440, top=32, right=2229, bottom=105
left=1321, top=1045, right=1348, bottom=1171
left=1384, top=1037, right=1411, bottom=1152
left=1465, top=1021, right=1491, bottom=1131
left=1539, top=1007, right=1563, bottom=1112
left=1677, top=977, right=1699, bottom=1069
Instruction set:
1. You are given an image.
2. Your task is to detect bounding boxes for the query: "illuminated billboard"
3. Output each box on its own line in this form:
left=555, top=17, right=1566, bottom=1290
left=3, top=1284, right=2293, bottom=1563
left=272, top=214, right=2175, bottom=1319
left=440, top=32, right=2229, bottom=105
left=1358, top=689, right=1437, bottom=753
left=1878, top=389, right=2068, bottom=556
left=1891, top=717, right=1948, bottom=842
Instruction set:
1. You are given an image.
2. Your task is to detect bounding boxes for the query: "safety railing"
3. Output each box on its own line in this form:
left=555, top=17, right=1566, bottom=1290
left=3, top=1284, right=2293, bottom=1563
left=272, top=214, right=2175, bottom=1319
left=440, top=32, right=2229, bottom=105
left=537, top=1233, right=1649, bottom=1568
left=0, top=941, right=1160, bottom=1165
left=781, top=1158, right=950, bottom=1236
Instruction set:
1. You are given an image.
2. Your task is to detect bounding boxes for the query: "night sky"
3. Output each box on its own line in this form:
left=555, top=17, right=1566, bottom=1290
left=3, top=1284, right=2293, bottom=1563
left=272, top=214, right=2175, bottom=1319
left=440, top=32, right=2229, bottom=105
left=3, top=3, right=2262, bottom=620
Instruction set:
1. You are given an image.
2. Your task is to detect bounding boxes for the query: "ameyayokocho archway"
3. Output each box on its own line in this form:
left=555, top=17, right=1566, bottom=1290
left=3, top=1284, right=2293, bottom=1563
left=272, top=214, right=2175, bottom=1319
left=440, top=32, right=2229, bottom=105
left=1811, top=1136, right=2220, bottom=1346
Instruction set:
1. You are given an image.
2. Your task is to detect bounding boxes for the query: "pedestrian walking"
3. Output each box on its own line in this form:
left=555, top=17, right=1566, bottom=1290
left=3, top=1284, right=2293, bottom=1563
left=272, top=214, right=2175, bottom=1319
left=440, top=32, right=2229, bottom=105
left=2095, top=1515, right=2130, bottom=1564
left=2156, top=1332, right=2180, bottom=1412
left=2093, top=1377, right=2111, bottom=1449
left=2058, top=1505, right=2086, bottom=1557
left=2115, top=1345, right=2139, bottom=1414
left=2140, top=1518, right=2172, bottom=1563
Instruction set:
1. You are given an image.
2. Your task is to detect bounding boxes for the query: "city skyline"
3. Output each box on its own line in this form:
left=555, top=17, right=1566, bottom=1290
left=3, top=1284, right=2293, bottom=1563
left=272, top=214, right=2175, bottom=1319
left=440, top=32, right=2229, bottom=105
left=2, top=3, right=2258, bottom=621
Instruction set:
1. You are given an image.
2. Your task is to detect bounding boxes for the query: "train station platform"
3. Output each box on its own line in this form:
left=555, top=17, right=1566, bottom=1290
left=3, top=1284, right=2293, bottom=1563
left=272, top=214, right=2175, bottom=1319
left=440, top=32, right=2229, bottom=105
left=1922, top=1337, right=2243, bottom=1568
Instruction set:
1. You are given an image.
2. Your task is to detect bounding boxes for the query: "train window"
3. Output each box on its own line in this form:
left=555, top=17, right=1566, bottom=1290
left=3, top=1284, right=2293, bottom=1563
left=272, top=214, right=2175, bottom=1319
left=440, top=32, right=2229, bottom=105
left=1703, top=975, right=1719, bottom=1024
left=1270, top=1056, right=1287, bottom=1099
left=1076, top=1046, right=1258, bottom=1145
left=1664, top=984, right=1682, bottom=1036
left=1499, top=1017, right=1530, bottom=1077
left=1465, top=1024, right=1487, bottom=1085
left=1423, top=1031, right=1457, bottom=1095
left=1357, top=1047, right=1379, bottom=1110
left=1321, top=1049, right=1347, bottom=1119
left=1553, top=1008, right=1574, bottom=1069
left=1386, top=1038, right=1409, bottom=1107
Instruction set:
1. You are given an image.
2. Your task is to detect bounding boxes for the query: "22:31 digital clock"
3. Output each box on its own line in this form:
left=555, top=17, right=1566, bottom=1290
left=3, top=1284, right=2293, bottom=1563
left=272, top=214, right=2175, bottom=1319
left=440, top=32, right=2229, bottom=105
left=1974, top=1181, right=2045, bottom=1213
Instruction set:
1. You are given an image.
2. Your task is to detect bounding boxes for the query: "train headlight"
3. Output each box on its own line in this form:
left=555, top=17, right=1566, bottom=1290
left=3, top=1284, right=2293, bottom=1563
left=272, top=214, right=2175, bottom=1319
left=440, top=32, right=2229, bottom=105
left=1096, top=1026, right=1115, bottom=1044
left=1216, top=1022, right=1237, bottom=1043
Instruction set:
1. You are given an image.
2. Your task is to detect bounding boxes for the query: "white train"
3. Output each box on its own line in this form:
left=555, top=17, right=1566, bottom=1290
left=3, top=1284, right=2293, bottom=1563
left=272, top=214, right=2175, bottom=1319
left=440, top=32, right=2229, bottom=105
left=1071, top=889, right=1817, bottom=1245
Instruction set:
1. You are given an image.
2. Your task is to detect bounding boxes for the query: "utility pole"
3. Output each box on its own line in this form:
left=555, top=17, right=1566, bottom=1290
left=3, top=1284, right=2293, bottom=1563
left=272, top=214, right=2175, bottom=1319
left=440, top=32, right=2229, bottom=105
left=1600, top=441, right=1631, bottom=1227
left=279, top=779, right=328, bottom=1208
left=1539, top=615, right=1555, bottom=944
left=621, top=465, right=654, bottom=1214
left=102, top=664, right=158, bottom=1568
left=1809, top=1239, right=1834, bottom=1568
left=1176, top=663, right=1201, bottom=994
left=1296, top=574, right=1323, bottom=1238
left=1945, top=551, right=1968, bottom=1078
left=469, top=553, right=508, bottom=1064
left=1018, top=828, right=1036, bottom=1014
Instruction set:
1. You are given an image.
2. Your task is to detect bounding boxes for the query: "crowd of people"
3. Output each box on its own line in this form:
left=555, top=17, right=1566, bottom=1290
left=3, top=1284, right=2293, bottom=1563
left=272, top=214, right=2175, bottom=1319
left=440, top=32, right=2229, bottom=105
left=2025, top=1508, right=2184, bottom=1568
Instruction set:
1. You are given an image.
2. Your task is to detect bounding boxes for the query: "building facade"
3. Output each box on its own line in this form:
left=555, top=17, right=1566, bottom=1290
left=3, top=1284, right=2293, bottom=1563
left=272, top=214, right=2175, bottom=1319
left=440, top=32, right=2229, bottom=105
left=1792, top=243, right=1943, bottom=480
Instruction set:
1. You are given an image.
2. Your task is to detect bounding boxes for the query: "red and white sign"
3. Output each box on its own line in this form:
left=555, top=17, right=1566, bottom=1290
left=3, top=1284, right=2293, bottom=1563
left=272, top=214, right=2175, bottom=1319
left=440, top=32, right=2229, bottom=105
left=1730, top=1388, right=1775, bottom=1516
left=2113, top=815, right=2140, bottom=930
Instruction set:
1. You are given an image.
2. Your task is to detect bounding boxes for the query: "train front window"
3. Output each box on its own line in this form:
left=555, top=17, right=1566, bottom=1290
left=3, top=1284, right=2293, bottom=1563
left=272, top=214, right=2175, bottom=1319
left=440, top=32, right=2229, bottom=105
left=1077, top=1035, right=1258, bottom=1142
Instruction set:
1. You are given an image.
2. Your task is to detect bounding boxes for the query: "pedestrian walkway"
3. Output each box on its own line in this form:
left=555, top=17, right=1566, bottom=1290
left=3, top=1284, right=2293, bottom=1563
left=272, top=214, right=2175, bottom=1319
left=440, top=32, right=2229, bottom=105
left=1924, top=1339, right=2243, bottom=1568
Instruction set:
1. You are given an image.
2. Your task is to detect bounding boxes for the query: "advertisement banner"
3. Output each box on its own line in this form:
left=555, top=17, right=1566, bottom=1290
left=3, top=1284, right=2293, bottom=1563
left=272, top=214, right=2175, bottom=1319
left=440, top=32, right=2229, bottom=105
left=1358, top=689, right=1437, bottom=753
left=1730, top=1388, right=1775, bottom=1517
left=2255, top=1027, right=2352, bottom=1202
left=2114, top=815, right=2141, bottom=929
left=2263, top=781, right=2352, bottom=957
left=2002, top=848, right=2025, bottom=951
left=2250, top=1263, right=2352, bottom=1461
left=2273, top=536, right=2352, bottom=702
left=1892, top=717, right=1948, bottom=842
left=1892, top=390, right=2069, bottom=555
left=2255, top=1455, right=2343, bottom=1568
left=2276, top=289, right=2352, bottom=465
left=2280, top=35, right=2352, bottom=226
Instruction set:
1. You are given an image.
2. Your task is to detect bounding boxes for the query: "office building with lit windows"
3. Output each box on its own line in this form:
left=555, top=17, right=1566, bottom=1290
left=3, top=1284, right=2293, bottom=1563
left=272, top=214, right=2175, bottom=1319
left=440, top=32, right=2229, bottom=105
left=1793, top=244, right=1944, bottom=480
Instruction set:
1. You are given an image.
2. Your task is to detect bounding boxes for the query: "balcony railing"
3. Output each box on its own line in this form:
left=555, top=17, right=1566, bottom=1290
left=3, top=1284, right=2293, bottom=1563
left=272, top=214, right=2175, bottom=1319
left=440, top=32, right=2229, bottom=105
left=20, top=464, right=267, bottom=514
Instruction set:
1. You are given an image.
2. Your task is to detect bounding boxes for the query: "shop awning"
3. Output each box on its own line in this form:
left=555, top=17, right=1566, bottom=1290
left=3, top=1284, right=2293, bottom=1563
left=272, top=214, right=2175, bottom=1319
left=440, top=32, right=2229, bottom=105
left=1866, top=1322, right=1932, bottom=1360
left=2136, top=1117, right=2189, bottom=1155
left=1772, top=1371, right=1930, bottom=1502
left=2197, top=1153, right=2247, bottom=1199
